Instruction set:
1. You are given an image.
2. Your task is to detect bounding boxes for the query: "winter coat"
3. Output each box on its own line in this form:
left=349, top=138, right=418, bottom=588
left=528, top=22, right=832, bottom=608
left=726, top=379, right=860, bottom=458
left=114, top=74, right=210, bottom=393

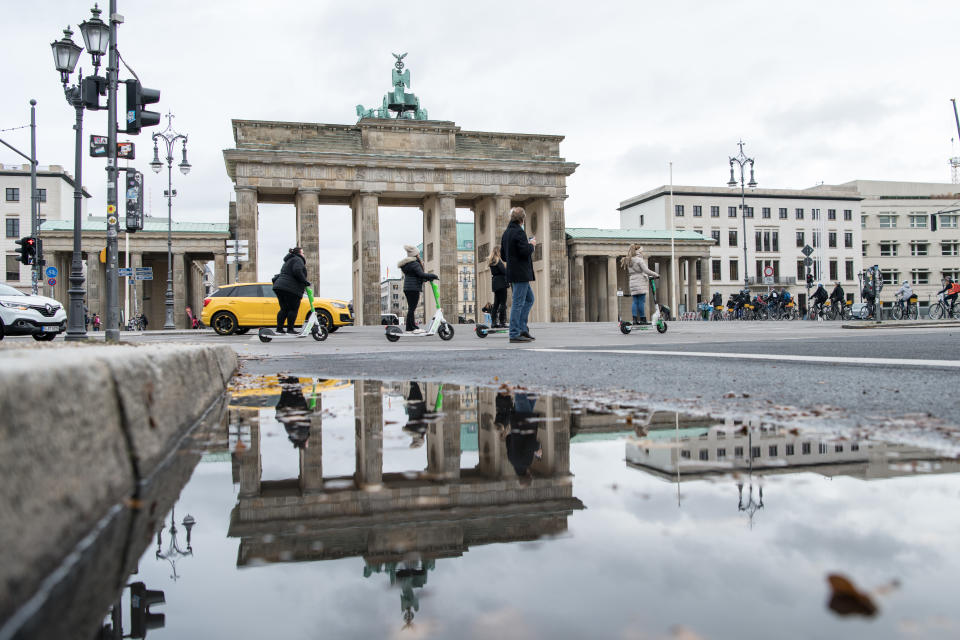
left=830, top=285, right=845, bottom=302
left=500, top=222, right=535, bottom=283
left=812, top=286, right=828, bottom=304
left=398, top=256, right=437, bottom=292
left=273, top=252, right=310, bottom=296
left=896, top=283, right=912, bottom=300
left=626, top=255, right=658, bottom=296
left=490, top=260, right=508, bottom=292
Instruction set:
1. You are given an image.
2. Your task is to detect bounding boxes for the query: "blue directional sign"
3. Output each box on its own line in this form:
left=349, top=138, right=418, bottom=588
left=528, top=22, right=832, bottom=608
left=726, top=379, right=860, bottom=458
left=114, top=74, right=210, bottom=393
left=118, top=268, right=134, bottom=277
left=45, top=266, right=58, bottom=278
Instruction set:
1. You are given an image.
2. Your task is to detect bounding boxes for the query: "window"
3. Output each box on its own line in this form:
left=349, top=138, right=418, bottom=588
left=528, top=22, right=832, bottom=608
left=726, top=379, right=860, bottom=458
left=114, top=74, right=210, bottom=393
left=5, top=217, right=18, bottom=238
left=728, top=230, right=738, bottom=247
left=911, top=269, right=930, bottom=285
left=851, top=443, right=859, bottom=452
left=712, top=259, right=721, bottom=281
left=878, top=214, right=897, bottom=228
left=211, top=286, right=237, bottom=297
left=845, top=260, right=854, bottom=281
left=680, top=450, right=691, bottom=459
left=941, top=215, right=958, bottom=229
left=844, top=232, right=853, bottom=248
left=829, top=260, right=838, bottom=281
left=675, top=204, right=684, bottom=217
left=772, top=231, right=779, bottom=252
left=232, top=284, right=261, bottom=297
left=812, top=232, right=821, bottom=248
left=861, top=215, right=867, bottom=228
left=796, top=260, right=805, bottom=279
left=801, top=442, right=811, bottom=455
left=779, top=207, right=788, bottom=219
left=717, top=431, right=726, bottom=439
left=910, top=242, right=928, bottom=257
left=880, top=270, right=900, bottom=285
left=909, top=214, right=927, bottom=228
left=699, top=449, right=709, bottom=461
left=5, top=188, right=19, bottom=202
left=728, top=206, right=737, bottom=218
left=734, top=446, right=744, bottom=457
left=862, top=242, right=868, bottom=257
left=944, top=269, right=960, bottom=281
left=795, top=208, right=804, bottom=220
left=844, top=209, right=853, bottom=221
left=942, top=241, right=960, bottom=256
left=711, top=229, right=721, bottom=245
left=745, top=206, right=754, bottom=218
left=828, top=232, right=837, bottom=248
left=879, top=241, right=898, bottom=257
left=692, top=205, right=702, bottom=217
left=5, top=255, right=19, bottom=281
left=835, top=444, right=844, bottom=453
left=751, top=446, right=761, bottom=459
left=818, top=443, right=828, bottom=454
left=785, top=444, right=795, bottom=456
left=828, top=208, right=836, bottom=220
left=762, top=207, right=771, bottom=219
left=36, top=188, right=47, bottom=203
left=768, top=445, right=778, bottom=457
left=811, top=208, right=820, bottom=220
left=710, top=205, right=720, bottom=218
left=729, top=260, right=738, bottom=282
left=796, top=231, right=805, bottom=248
left=717, top=448, right=727, bottom=459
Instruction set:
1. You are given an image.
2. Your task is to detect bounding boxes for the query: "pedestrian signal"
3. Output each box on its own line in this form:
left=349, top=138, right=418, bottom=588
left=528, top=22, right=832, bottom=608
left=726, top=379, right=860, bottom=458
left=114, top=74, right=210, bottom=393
left=14, top=237, right=36, bottom=265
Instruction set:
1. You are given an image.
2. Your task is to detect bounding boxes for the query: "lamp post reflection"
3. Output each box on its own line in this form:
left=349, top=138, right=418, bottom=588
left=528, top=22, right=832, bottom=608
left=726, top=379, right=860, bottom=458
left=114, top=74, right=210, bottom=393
left=736, top=428, right=764, bottom=529
left=155, top=507, right=196, bottom=580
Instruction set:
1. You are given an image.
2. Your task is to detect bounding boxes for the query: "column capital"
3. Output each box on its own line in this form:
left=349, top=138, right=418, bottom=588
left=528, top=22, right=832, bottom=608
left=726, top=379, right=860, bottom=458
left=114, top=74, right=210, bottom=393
left=234, top=185, right=257, bottom=194
left=296, top=187, right=322, bottom=195
left=357, top=190, right=381, bottom=197
left=548, top=195, right=569, bottom=202
left=435, top=191, right=458, bottom=199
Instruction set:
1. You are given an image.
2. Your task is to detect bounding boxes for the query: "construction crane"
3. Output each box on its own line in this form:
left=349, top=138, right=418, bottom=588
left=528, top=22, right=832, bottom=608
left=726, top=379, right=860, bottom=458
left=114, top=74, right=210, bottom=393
left=950, top=98, right=960, bottom=184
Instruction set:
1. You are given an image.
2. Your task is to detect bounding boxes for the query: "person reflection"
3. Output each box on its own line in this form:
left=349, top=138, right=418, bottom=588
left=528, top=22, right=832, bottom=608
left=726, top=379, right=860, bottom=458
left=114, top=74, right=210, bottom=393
left=275, top=375, right=310, bottom=449
left=363, top=559, right=435, bottom=629
left=505, top=392, right=542, bottom=485
left=402, top=382, right=428, bottom=448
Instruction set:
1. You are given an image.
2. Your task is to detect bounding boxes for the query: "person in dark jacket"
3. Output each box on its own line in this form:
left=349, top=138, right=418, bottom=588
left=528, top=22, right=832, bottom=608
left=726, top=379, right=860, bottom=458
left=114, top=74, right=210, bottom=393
left=402, top=381, right=428, bottom=448
left=398, top=245, right=437, bottom=332
left=505, top=392, right=542, bottom=482
left=487, top=245, right=509, bottom=327
left=272, top=247, right=310, bottom=333
left=276, top=375, right=311, bottom=449
left=500, top=207, right=536, bottom=342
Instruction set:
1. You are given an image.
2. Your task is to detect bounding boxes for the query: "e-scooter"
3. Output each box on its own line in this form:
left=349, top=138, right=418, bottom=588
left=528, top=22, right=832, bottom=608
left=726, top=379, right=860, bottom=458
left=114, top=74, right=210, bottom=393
left=258, top=287, right=329, bottom=343
left=618, top=278, right=668, bottom=334
left=385, top=280, right=455, bottom=342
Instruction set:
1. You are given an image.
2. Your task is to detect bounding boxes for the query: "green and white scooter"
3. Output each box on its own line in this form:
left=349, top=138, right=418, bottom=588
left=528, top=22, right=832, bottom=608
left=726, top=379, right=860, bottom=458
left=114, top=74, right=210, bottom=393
left=385, top=280, right=455, bottom=342
left=618, top=278, right=668, bottom=334
left=258, top=287, right=329, bottom=343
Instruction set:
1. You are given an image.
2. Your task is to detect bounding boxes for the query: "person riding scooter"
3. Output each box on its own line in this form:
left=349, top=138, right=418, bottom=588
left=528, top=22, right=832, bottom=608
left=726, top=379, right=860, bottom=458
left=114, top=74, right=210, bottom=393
left=620, top=244, right=659, bottom=325
left=398, top=245, right=437, bottom=333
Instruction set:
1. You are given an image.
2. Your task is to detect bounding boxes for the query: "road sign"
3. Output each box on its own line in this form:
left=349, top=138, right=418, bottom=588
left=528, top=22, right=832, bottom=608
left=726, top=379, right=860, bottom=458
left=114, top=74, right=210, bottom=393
left=762, top=276, right=774, bottom=285
left=134, top=274, right=153, bottom=281
left=90, top=135, right=135, bottom=159
left=801, top=244, right=814, bottom=257
left=47, top=278, right=56, bottom=286
left=803, top=257, right=813, bottom=267
left=134, top=267, right=153, bottom=277
left=119, top=268, right=134, bottom=276
left=45, top=266, right=58, bottom=278
left=763, top=266, right=774, bottom=277
left=225, top=239, right=249, bottom=248
left=226, top=255, right=249, bottom=264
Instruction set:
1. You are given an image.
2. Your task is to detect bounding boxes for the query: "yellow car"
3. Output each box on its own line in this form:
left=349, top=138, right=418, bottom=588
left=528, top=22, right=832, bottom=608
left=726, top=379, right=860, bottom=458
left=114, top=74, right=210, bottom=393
left=201, top=282, right=353, bottom=336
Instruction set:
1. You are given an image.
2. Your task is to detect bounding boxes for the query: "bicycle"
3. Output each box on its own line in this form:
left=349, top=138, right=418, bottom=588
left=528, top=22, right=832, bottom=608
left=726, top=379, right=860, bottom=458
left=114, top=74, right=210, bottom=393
left=826, top=299, right=851, bottom=321
left=891, top=294, right=919, bottom=321
left=806, top=302, right=827, bottom=321
left=928, top=293, right=960, bottom=320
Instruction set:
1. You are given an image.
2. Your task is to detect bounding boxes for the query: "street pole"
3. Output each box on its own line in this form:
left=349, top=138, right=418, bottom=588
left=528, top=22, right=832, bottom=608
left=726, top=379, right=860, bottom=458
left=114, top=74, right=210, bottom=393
left=727, top=140, right=756, bottom=291
left=29, top=100, right=40, bottom=295
left=104, top=0, right=121, bottom=343
left=150, top=112, right=189, bottom=329
left=65, top=79, right=88, bottom=340
left=669, top=162, right=677, bottom=314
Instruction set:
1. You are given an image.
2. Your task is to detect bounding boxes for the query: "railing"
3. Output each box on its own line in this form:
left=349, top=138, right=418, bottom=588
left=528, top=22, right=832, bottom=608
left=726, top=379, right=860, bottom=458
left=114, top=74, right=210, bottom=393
left=746, top=276, right=797, bottom=286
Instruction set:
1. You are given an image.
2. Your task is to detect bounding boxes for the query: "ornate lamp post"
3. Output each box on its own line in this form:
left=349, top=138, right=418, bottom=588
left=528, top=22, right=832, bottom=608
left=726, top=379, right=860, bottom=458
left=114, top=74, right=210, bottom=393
left=155, top=507, right=196, bottom=580
left=150, top=112, right=190, bottom=329
left=51, top=7, right=109, bottom=340
left=727, top=140, right=757, bottom=290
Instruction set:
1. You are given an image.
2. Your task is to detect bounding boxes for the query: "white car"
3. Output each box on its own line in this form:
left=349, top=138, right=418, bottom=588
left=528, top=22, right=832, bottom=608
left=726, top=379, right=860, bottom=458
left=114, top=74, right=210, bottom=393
left=0, top=283, right=67, bottom=341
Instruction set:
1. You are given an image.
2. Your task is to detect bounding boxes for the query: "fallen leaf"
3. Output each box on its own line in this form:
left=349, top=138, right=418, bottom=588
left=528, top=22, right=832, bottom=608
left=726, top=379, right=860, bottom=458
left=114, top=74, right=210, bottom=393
left=827, top=573, right=878, bottom=617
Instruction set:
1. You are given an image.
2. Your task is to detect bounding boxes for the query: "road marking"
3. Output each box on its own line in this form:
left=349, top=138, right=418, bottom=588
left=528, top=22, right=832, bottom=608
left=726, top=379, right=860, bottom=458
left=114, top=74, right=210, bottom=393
left=531, top=348, right=960, bottom=369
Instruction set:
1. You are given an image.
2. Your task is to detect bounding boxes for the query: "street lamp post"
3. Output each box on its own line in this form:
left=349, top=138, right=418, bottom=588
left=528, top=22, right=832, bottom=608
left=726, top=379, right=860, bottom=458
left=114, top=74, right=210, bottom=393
left=51, top=10, right=109, bottom=340
left=150, top=112, right=190, bottom=330
left=727, top=140, right=757, bottom=290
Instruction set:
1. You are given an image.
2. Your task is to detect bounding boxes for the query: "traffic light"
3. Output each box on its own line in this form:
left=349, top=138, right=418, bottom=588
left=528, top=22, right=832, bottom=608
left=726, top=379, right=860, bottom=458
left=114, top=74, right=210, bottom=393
left=806, top=272, right=813, bottom=289
left=129, top=582, right=165, bottom=638
left=14, top=237, right=36, bottom=265
left=81, top=75, right=107, bottom=110
left=125, top=79, right=161, bottom=135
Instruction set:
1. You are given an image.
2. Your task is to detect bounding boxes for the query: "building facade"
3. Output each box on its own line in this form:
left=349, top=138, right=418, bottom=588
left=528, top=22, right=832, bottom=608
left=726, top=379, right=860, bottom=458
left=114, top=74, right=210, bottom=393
left=380, top=277, right=403, bottom=318
left=619, top=186, right=864, bottom=307
left=2, top=163, right=89, bottom=293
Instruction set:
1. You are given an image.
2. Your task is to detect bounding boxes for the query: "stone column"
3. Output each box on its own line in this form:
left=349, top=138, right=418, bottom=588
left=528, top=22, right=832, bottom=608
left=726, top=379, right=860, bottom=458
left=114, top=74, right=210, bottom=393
left=570, top=255, right=585, bottom=322
left=173, top=252, right=186, bottom=329
left=354, top=380, right=383, bottom=488
left=85, top=252, right=103, bottom=318
left=295, top=189, right=321, bottom=291
left=549, top=197, right=570, bottom=322
left=421, top=193, right=457, bottom=321
left=606, top=256, right=619, bottom=323
left=473, top=195, right=512, bottom=320
left=426, top=383, right=461, bottom=480
left=300, top=407, right=324, bottom=494
left=214, top=252, right=227, bottom=288
left=351, top=192, right=381, bottom=326
left=700, top=256, right=711, bottom=302
left=238, top=411, right=261, bottom=498
left=649, top=258, right=661, bottom=319
left=477, top=387, right=504, bottom=479
left=687, top=258, right=698, bottom=309
left=235, top=187, right=258, bottom=283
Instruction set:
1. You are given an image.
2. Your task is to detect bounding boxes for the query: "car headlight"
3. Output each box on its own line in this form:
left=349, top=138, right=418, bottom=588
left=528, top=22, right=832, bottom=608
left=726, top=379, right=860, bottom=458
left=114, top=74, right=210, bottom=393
left=0, top=301, right=29, bottom=310
left=332, top=302, right=347, bottom=309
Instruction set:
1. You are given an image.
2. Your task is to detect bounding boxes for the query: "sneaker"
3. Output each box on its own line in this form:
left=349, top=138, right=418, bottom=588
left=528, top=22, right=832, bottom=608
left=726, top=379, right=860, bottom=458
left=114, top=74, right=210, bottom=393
left=521, top=331, right=535, bottom=341
left=509, top=336, right=533, bottom=343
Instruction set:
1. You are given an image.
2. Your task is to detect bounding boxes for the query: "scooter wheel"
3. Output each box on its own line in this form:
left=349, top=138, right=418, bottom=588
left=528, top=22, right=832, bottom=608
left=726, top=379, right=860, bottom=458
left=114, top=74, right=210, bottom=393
left=619, top=322, right=632, bottom=335
left=258, top=329, right=273, bottom=343
left=311, top=325, right=328, bottom=341
left=385, top=332, right=400, bottom=342
left=475, top=326, right=487, bottom=338
left=656, top=321, right=668, bottom=334
left=438, top=323, right=455, bottom=341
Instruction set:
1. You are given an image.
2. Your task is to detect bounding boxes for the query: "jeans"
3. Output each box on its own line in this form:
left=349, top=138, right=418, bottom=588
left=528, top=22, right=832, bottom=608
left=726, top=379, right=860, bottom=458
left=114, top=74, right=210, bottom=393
left=631, top=293, right=646, bottom=320
left=509, top=281, right=535, bottom=338
left=404, top=290, right=420, bottom=331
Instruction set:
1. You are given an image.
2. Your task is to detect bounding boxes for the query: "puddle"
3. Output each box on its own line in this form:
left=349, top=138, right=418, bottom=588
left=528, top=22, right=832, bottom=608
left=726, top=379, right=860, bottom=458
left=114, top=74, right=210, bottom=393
left=41, top=377, right=960, bottom=639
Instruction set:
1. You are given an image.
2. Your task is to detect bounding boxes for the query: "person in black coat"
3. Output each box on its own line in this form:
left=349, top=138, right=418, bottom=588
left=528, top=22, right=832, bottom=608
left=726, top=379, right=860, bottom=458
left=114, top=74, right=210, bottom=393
left=487, top=245, right=509, bottom=327
left=398, top=245, right=437, bottom=332
left=275, top=375, right=311, bottom=449
left=505, top=392, right=542, bottom=481
left=272, top=247, right=310, bottom=333
left=499, top=207, right=537, bottom=342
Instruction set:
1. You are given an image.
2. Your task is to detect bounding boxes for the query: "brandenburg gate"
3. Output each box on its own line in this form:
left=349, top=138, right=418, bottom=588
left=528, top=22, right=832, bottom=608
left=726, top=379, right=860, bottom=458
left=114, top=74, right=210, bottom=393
left=222, top=55, right=577, bottom=324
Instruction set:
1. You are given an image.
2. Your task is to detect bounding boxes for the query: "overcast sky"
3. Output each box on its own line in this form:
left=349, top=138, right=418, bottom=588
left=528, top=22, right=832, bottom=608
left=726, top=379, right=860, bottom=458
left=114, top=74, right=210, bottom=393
left=3, top=1, right=959, bottom=300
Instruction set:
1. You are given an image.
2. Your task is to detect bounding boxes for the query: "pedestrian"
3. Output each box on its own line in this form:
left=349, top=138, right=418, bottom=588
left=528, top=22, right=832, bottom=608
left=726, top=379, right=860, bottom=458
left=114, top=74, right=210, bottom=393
left=272, top=246, right=310, bottom=334
left=487, top=245, right=508, bottom=328
left=398, top=245, right=437, bottom=332
left=500, top=207, right=536, bottom=343
left=619, top=244, right=659, bottom=325
left=93, top=313, right=101, bottom=331
left=505, top=392, right=542, bottom=485
left=275, top=376, right=311, bottom=449
left=402, top=381, right=428, bottom=448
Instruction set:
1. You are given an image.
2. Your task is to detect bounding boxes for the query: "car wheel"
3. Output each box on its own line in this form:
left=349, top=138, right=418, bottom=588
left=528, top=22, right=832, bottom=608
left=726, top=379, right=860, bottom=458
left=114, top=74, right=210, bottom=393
left=33, top=332, right=57, bottom=341
left=317, top=310, right=334, bottom=332
left=0, top=319, right=4, bottom=340
left=234, top=328, right=250, bottom=335
left=211, top=311, right=238, bottom=336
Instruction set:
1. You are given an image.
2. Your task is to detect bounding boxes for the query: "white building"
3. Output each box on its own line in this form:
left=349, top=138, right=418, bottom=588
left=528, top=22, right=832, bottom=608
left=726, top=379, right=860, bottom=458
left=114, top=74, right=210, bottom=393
left=2, top=163, right=89, bottom=293
left=810, top=180, right=960, bottom=304
left=380, top=277, right=404, bottom=318
left=619, top=185, right=864, bottom=307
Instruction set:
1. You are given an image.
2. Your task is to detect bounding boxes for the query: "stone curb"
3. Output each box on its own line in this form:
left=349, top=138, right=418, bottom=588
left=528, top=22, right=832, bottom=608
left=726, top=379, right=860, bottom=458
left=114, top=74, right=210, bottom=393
left=841, top=321, right=959, bottom=329
left=0, top=344, right=237, bottom=631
